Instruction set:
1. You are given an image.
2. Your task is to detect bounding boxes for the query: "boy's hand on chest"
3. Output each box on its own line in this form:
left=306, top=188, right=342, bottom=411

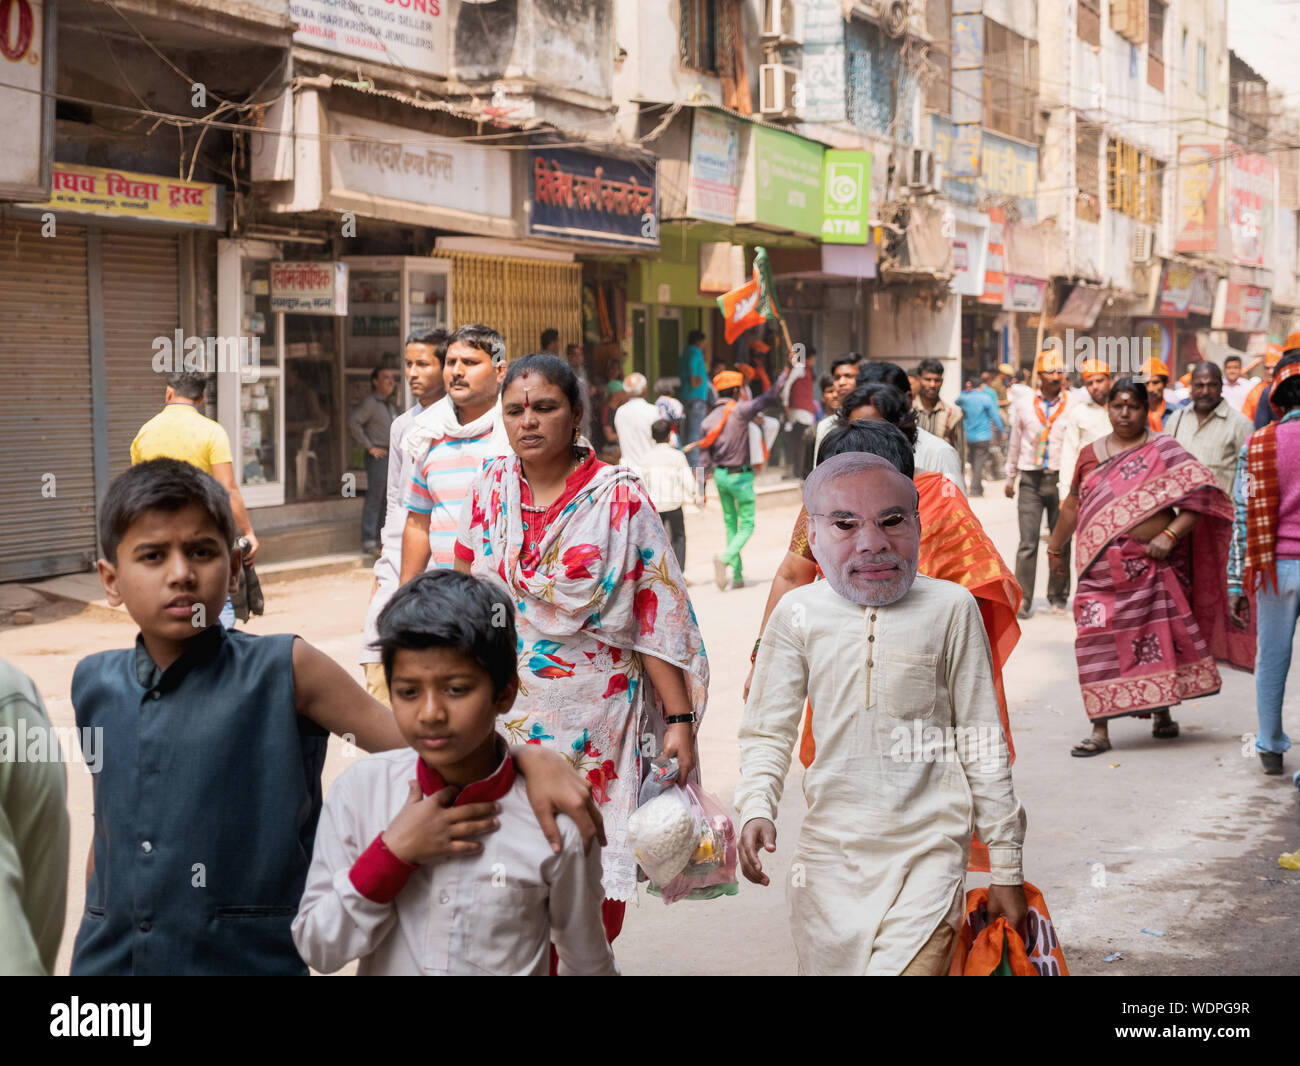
left=382, top=780, right=502, bottom=865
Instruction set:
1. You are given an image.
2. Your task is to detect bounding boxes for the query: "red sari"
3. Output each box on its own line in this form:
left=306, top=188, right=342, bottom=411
left=1072, top=435, right=1252, bottom=721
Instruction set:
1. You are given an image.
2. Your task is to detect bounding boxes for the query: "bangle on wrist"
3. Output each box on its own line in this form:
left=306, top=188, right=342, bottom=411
left=1160, top=527, right=1178, bottom=543
left=1045, top=546, right=1063, bottom=557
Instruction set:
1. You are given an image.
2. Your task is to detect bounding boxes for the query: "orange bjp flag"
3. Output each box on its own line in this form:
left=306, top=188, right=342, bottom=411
left=717, top=272, right=764, bottom=344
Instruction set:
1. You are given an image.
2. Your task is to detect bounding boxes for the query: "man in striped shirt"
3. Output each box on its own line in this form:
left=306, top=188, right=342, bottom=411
left=399, top=324, right=511, bottom=582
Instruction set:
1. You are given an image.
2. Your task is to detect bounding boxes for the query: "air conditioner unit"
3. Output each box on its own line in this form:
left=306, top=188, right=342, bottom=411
left=1131, top=224, right=1155, bottom=263
left=759, top=64, right=800, bottom=118
left=907, top=148, right=941, bottom=192
left=761, top=0, right=803, bottom=45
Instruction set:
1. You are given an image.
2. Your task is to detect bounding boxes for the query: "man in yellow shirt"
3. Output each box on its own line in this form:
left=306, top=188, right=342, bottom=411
left=131, top=371, right=259, bottom=626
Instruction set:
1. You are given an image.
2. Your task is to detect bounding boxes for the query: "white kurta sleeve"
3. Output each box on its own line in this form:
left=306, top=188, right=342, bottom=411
left=943, top=594, right=1027, bottom=886
left=1059, top=409, right=1082, bottom=492
left=545, top=821, right=618, bottom=976
left=292, top=771, right=402, bottom=973
left=735, top=601, right=810, bottom=828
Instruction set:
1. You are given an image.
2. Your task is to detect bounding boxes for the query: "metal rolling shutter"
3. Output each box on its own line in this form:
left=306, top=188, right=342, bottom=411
left=101, top=231, right=180, bottom=481
left=0, top=219, right=97, bottom=581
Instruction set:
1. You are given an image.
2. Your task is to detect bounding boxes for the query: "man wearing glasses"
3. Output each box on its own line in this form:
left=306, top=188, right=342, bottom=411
left=735, top=452, right=1027, bottom=975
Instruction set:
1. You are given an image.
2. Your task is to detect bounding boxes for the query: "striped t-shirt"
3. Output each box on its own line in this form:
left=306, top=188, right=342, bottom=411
left=402, top=432, right=505, bottom=569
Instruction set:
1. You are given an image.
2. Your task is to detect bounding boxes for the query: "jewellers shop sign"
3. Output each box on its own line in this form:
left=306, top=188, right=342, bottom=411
left=528, top=147, right=658, bottom=249
left=271, top=261, right=349, bottom=315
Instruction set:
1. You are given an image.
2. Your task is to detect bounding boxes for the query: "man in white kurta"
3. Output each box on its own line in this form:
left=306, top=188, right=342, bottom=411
left=736, top=454, right=1027, bottom=975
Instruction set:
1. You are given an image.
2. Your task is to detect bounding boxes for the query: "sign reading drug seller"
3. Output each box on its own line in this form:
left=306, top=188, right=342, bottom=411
left=528, top=148, right=658, bottom=249
left=289, top=0, right=448, bottom=77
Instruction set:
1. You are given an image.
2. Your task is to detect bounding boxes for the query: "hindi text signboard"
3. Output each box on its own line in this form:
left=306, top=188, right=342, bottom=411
left=270, top=261, right=349, bottom=315
left=528, top=147, right=658, bottom=248
left=23, top=163, right=221, bottom=227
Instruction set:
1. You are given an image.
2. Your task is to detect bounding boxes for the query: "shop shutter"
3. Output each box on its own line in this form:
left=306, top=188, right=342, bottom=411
left=0, top=219, right=98, bottom=581
left=431, top=250, right=582, bottom=362
left=101, top=232, right=180, bottom=481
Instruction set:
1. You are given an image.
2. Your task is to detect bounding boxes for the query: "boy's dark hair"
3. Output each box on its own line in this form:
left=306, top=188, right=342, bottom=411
left=448, top=323, right=507, bottom=366
left=406, top=327, right=449, bottom=362
left=837, top=382, right=919, bottom=445
left=1271, top=353, right=1300, bottom=411
left=917, top=358, right=945, bottom=377
left=540, top=328, right=559, bottom=349
left=858, top=361, right=911, bottom=395
left=165, top=370, right=208, bottom=401
left=687, top=329, right=705, bottom=345
left=99, top=459, right=236, bottom=564
left=819, top=419, right=916, bottom=479
left=377, top=571, right=519, bottom=695
left=830, top=355, right=860, bottom=375
left=651, top=418, right=672, bottom=443
left=819, top=373, right=835, bottom=393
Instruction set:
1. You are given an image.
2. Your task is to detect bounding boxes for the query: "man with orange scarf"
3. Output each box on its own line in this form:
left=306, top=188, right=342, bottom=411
left=1004, top=349, right=1075, bottom=616
left=744, top=420, right=1021, bottom=871
left=1230, top=351, right=1300, bottom=775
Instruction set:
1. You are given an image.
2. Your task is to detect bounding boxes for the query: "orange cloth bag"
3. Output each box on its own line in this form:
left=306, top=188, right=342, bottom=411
left=948, top=881, right=1070, bottom=976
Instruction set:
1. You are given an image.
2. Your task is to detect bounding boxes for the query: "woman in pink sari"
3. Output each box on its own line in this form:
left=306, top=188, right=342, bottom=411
left=1047, top=378, right=1247, bottom=756
left=454, top=352, right=707, bottom=947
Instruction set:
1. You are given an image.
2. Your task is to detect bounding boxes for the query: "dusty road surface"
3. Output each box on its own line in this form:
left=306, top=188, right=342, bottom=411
left=8, top=486, right=1299, bottom=976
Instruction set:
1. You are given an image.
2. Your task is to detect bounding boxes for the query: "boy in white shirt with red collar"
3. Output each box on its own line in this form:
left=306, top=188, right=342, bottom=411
left=294, top=571, right=617, bottom=976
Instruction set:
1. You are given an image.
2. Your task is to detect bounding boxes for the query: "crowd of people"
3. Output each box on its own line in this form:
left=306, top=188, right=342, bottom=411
left=3, top=319, right=1298, bottom=978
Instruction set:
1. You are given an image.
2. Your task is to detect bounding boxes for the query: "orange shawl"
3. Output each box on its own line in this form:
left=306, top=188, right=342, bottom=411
left=790, top=471, right=1023, bottom=869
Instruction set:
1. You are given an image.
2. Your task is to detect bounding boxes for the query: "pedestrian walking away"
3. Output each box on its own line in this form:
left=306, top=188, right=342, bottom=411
left=679, top=329, right=710, bottom=460
left=612, top=372, right=660, bottom=472
left=1229, top=352, right=1300, bottom=775
left=1005, top=350, right=1075, bottom=617
left=454, top=353, right=708, bottom=954
left=359, top=328, right=448, bottom=707
left=955, top=377, right=1005, bottom=497
left=737, top=452, right=1027, bottom=975
left=686, top=352, right=793, bottom=590
left=639, top=418, right=703, bottom=572
left=1047, top=378, right=1253, bottom=757
left=349, top=366, right=399, bottom=554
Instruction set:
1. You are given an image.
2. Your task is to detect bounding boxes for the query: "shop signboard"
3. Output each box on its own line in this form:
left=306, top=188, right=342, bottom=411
left=1174, top=142, right=1219, bottom=253
left=528, top=147, right=658, bottom=249
left=1213, top=279, right=1271, bottom=332
left=270, top=261, right=349, bottom=315
left=1002, top=275, right=1045, bottom=313
left=1053, top=284, right=1105, bottom=329
left=1155, top=262, right=1219, bottom=318
left=930, top=116, right=1037, bottom=221
left=1227, top=147, right=1274, bottom=267
left=820, top=149, right=871, bottom=244
left=687, top=110, right=742, bottom=224
left=23, top=163, right=221, bottom=227
left=289, top=0, right=448, bottom=77
left=738, top=126, right=824, bottom=236
left=980, top=206, right=1006, bottom=305
left=0, top=0, right=56, bottom=199
left=329, top=112, right=512, bottom=220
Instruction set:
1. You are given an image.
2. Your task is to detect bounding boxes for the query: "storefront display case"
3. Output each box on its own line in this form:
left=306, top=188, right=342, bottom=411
left=340, top=256, right=452, bottom=485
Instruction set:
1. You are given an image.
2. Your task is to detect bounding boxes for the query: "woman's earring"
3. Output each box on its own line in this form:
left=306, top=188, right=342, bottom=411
left=573, top=426, right=580, bottom=443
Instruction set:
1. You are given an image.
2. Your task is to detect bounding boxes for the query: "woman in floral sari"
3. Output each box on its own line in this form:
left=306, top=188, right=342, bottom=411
left=1047, top=377, right=1250, bottom=756
left=454, top=353, right=707, bottom=944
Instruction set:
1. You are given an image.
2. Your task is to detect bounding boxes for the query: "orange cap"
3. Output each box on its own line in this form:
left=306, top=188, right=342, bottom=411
left=1139, top=355, right=1169, bottom=379
left=1035, top=348, right=1066, bottom=373
left=1266, top=343, right=1284, bottom=368
left=738, top=363, right=756, bottom=383
left=1078, top=358, right=1110, bottom=378
left=1178, top=370, right=1192, bottom=386
left=1283, top=332, right=1300, bottom=354
left=713, top=370, right=744, bottom=391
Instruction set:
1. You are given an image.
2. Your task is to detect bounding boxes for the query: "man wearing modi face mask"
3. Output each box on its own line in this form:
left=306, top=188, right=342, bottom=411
left=735, top=453, right=1028, bottom=975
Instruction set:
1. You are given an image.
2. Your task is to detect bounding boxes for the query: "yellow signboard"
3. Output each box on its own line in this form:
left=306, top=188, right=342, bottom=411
left=24, top=163, right=221, bottom=228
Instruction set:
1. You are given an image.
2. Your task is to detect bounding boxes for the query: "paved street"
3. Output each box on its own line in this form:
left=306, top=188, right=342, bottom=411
left=8, top=485, right=1299, bottom=976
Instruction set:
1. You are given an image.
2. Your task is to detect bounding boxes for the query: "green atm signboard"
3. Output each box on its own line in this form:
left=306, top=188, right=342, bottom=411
left=821, top=149, right=871, bottom=244
left=751, top=126, right=824, bottom=236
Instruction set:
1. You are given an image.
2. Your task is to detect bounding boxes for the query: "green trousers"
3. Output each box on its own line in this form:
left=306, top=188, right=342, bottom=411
left=713, top=467, right=756, bottom=580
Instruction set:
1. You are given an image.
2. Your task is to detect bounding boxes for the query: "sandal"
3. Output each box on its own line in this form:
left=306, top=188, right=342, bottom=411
left=1071, top=736, right=1111, bottom=757
left=1152, top=719, right=1180, bottom=739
